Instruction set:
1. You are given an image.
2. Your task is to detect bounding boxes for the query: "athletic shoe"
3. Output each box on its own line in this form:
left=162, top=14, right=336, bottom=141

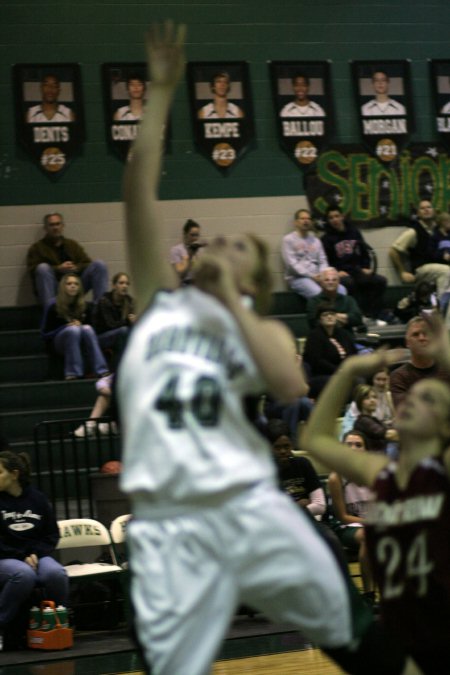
left=73, top=421, right=96, bottom=438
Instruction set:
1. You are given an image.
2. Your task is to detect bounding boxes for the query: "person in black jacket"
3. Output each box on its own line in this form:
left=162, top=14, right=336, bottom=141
left=303, top=302, right=357, bottom=398
left=322, top=206, right=387, bottom=319
left=93, top=272, right=136, bottom=365
left=0, top=448, right=69, bottom=646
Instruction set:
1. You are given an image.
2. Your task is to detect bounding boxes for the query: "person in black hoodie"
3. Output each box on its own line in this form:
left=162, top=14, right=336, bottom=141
left=322, top=206, right=387, bottom=319
left=0, top=447, right=68, bottom=647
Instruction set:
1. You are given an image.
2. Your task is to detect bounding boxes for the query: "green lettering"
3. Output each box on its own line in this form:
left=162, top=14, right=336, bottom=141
left=410, top=157, right=439, bottom=209
left=349, top=154, right=370, bottom=220
left=315, top=150, right=350, bottom=214
left=438, top=154, right=450, bottom=212
left=399, top=151, right=412, bottom=216
left=368, top=159, right=400, bottom=220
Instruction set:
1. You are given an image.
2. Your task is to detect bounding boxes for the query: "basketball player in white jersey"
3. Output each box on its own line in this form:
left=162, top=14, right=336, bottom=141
left=118, top=21, right=421, bottom=675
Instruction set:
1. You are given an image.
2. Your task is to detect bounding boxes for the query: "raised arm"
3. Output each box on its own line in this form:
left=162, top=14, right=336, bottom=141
left=302, top=350, right=404, bottom=486
left=123, top=21, right=186, bottom=313
left=423, top=312, right=450, bottom=372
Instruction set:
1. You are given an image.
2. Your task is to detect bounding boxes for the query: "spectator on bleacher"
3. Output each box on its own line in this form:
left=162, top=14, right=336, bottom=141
left=41, top=274, right=109, bottom=381
left=303, top=302, right=357, bottom=398
left=265, top=419, right=325, bottom=519
left=27, top=212, right=109, bottom=308
left=321, top=206, right=387, bottom=319
left=93, top=272, right=136, bottom=368
left=340, top=380, right=395, bottom=446
left=326, top=430, right=375, bottom=604
left=390, top=314, right=450, bottom=409
left=0, top=447, right=69, bottom=650
left=282, top=209, right=346, bottom=299
left=169, top=219, right=204, bottom=285
left=307, top=267, right=363, bottom=334
left=370, top=368, right=395, bottom=427
left=389, top=199, right=450, bottom=304
left=352, top=384, right=398, bottom=454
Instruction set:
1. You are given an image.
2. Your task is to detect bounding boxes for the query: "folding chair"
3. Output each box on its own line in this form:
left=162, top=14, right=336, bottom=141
left=57, top=518, right=124, bottom=629
left=109, top=514, right=133, bottom=622
left=57, top=518, right=123, bottom=576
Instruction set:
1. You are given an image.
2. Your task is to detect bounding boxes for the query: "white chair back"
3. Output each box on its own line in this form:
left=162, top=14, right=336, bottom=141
left=58, top=518, right=113, bottom=549
left=110, top=514, right=131, bottom=544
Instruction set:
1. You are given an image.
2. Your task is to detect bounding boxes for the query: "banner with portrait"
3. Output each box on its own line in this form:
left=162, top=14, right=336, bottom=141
left=187, top=61, right=254, bottom=173
left=13, top=63, right=85, bottom=178
left=269, top=61, right=333, bottom=168
left=352, top=60, right=413, bottom=163
left=303, top=142, right=448, bottom=229
left=429, top=59, right=450, bottom=152
left=102, top=63, right=155, bottom=161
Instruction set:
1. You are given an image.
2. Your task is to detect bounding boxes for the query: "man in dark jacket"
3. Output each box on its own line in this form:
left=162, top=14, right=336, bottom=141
left=27, top=213, right=109, bottom=307
left=322, top=206, right=387, bottom=319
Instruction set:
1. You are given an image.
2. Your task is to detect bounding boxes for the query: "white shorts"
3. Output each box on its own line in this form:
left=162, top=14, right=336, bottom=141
left=128, top=484, right=352, bottom=675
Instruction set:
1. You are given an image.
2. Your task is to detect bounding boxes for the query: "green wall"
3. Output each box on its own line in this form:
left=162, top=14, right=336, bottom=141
left=1, top=0, right=449, bottom=206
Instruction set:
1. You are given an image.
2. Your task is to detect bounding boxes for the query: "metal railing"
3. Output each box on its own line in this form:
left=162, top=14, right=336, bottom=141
left=32, top=417, right=122, bottom=520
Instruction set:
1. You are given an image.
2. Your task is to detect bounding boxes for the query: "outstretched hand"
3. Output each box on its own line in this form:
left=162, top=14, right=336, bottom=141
left=145, top=21, right=186, bottom=88
left=342, top=346, right=408, bottom=377
left=420, top=311, right=450, bottom=367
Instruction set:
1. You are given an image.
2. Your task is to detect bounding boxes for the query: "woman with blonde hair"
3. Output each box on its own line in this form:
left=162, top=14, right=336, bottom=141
left=41, top=274, right=109, bottom=380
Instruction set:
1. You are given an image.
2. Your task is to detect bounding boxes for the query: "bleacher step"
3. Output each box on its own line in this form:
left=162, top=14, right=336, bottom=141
left=0, top=354, right=49, bottom=383
left=0, top=305, right=41, bottom=331
left=0, top=380, right=96, bottom=411
left=0, top=329, right=45, bottom=356
left=0, top=405, right=94, bottom=441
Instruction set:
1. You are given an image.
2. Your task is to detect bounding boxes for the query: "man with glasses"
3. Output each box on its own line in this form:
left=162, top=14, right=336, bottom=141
left=27, top=213, right=109, bottom=307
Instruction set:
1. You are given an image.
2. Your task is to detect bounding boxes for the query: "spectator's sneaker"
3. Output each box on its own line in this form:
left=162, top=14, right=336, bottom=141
left=98, top=422, right=118, bottom=436
left=73, top=421, right=96, bottom=438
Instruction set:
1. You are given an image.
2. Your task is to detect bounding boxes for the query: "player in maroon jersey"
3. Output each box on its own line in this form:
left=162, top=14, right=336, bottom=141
left=303, top=315, right=450, bottom=674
